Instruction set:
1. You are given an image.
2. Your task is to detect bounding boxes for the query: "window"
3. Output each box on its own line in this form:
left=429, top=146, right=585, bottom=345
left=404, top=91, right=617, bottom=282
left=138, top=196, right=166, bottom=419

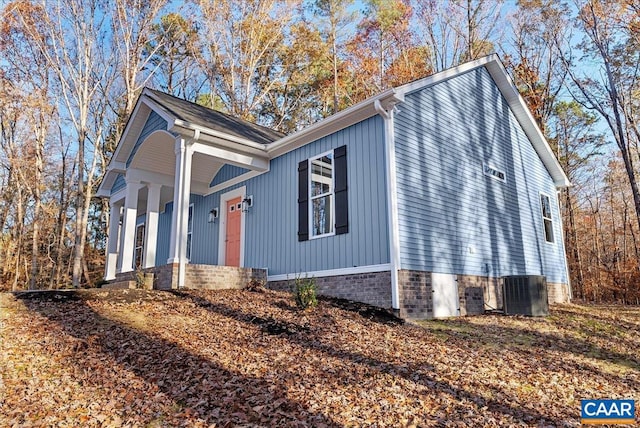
left=298, top=145, right=348, bottom=241
left=310, top=152, right=334, bottom=237
left=186, top=204, right=193, bottom=260
left=540, top=194, right=554, bottom=243
left=134, top=223, right=145, bottom=268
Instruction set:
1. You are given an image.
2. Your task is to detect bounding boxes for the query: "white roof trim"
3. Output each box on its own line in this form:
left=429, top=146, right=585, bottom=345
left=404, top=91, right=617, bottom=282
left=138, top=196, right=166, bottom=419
left=142, top=89, right=270, bottom=151
left=98, top=88, right=273, bottom=196
left=482, top=58, right=570, bottom=188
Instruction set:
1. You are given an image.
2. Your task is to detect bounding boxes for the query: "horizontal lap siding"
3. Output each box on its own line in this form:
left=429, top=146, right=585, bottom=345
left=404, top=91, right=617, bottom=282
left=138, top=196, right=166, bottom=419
left=394, top=67, right=567, bottom=283
left=182, top=115, right=389, bottom=274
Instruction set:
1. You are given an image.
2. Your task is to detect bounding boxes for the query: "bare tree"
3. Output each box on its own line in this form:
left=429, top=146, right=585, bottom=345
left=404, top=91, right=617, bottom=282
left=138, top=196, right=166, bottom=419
left=558, top=1, right=640, bottom=246
left=415, top=0, right=504, bottom=71
left=13, top=0, right=117, bottom=287
left=195, top=0, right=299, bottom=121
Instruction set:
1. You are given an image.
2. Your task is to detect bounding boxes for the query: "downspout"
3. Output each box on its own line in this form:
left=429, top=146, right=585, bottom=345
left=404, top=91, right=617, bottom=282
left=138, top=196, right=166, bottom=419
left=375, top=100, right=401, bottom=316
left=177, top=129, right=201, bottom=289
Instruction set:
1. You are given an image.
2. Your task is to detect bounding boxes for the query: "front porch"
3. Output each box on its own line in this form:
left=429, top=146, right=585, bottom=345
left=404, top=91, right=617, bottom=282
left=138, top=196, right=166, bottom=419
left=97, top=88, right=282, bottom=289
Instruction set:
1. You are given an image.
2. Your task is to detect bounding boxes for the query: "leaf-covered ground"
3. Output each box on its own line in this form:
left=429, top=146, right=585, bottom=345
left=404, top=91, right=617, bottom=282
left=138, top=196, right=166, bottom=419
left=1, top=289, right=638, bottom=427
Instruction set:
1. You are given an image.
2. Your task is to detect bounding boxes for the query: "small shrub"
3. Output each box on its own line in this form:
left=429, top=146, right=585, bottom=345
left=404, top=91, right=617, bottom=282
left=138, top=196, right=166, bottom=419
left=134, top=267, right=145, bottom=289
left=293, top=277, right=318, bottom=310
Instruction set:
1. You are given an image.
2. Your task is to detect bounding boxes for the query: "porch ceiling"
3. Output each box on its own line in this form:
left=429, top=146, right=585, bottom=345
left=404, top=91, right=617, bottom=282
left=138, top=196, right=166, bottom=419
left=128, top=130, right=258, bottom=195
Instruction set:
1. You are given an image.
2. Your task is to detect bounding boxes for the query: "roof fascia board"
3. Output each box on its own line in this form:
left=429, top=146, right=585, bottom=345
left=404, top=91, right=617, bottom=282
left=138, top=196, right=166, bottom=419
left=144, top=89, right=270, bottom=150
left=170, top=121, right=269, bottom=152
left=139, top=92, right=182, bottom=125
left=267, top=89, right=403, bottom=158
left=109, top=100, right=152, bottom=166
left=395, top=55, right=496, bottom=97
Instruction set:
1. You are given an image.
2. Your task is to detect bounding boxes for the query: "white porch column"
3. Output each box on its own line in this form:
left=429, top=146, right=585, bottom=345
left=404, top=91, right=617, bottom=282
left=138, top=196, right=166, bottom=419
left=104, top=200, right=123, bottom=280
left=143, top=183, right=161, bottom=269
left=167, top=137, right=194, bottom=288
left=119, top=180, right=141, bottom=273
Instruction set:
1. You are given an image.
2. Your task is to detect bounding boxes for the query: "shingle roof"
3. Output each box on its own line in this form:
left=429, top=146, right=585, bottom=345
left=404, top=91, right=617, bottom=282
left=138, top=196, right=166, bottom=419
left=145, top=88, right=285, bottom=145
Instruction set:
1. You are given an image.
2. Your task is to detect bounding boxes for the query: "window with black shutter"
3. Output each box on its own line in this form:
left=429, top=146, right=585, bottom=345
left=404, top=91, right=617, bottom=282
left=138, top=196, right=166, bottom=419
left=298, top=145, right=348, bottom=240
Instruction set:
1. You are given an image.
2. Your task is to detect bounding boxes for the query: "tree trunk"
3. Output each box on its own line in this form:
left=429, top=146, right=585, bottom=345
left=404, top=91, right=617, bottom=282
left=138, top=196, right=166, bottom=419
left=72, top=131, right=86, bottom=288
left=29, top=128, right=44, bottom=290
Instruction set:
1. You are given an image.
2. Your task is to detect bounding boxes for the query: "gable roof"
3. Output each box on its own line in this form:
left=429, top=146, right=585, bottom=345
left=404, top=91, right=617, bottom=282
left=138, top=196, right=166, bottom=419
left=99, top=54, right=569, bottom=198
left=144, top=89, right=285, bottom=145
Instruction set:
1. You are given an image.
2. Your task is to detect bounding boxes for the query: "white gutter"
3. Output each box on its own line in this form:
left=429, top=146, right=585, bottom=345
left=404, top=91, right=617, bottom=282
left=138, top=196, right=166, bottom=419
left=375, top=99, right=402, bottom=314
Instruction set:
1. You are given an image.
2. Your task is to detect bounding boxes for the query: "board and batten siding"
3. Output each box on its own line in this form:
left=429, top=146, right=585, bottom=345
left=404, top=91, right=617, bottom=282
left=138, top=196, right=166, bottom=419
left=111, top=174, right=125, bottom=193
left=394, top=66, right=568, bottom=284
left=210, top=164, right=250, bottom=187
left=154, top=115, right=390, bottom=275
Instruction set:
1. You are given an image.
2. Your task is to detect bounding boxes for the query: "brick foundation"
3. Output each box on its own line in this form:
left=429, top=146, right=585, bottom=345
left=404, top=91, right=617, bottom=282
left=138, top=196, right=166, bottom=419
left=114, top=264, right=570, bottom=319
left=397, top=270, right=433, bottom=319
left=114, top=264, right=266, bottom=290
left=456, top=274, right=502, bottom=314
left=268, top=271, right=392, bottom=309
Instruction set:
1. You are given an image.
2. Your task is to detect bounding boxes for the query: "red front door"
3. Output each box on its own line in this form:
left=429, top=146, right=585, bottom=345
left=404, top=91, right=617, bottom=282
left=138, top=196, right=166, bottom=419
left=225, top=197, right=242, bottom=266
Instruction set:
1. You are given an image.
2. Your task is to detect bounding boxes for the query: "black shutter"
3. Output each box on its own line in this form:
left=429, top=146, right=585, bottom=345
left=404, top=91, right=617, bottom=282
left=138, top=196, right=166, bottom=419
left=334, top=145, right=349, bottom=235
left=297, top=159, right=309, bottom=241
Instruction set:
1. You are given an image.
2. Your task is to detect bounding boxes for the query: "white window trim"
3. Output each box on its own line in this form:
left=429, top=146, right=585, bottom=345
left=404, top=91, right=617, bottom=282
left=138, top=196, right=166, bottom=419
left=540, top=192, right=555, bottom=244
left=217, top=186, right=246, bottom=266
left=483, top=162, right=506, bottom=183
left=309, top=149, right=335, bottom=239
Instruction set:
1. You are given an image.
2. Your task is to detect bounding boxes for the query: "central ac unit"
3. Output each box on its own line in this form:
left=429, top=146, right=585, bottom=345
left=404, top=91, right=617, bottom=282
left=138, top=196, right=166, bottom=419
left=503, top=275, right=549, bottom=316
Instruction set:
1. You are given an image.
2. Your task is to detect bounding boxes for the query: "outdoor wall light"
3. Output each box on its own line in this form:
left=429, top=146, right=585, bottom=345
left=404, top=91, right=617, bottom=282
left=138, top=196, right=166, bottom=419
left=242, top=195, right=253, bottom=212
left=208, top=208, right=218, bottom=223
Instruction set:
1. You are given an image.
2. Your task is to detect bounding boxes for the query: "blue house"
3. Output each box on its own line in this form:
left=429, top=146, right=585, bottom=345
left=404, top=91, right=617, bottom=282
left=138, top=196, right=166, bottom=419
left=97, top=55, right=571, bottom=318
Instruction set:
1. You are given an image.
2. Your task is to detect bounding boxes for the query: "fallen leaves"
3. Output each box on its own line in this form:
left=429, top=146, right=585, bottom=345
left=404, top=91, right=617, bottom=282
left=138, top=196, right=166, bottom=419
left=0, top=289, right=638, bottom=426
